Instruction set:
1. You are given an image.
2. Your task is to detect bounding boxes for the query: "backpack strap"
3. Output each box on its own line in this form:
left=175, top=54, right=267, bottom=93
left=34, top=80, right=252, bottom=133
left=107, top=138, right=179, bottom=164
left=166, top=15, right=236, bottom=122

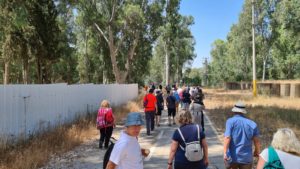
left=268, top=146, right=280, bottom=162
left=263, top=146, right=284, bottom=169
left=177, top=124, right=200, bottom=151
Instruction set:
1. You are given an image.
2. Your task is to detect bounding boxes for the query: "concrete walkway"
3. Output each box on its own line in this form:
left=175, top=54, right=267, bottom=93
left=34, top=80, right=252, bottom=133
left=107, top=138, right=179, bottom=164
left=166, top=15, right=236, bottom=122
left=203, top=110, right=224, bottom=169
left=40, top=109, right=225, bottom=169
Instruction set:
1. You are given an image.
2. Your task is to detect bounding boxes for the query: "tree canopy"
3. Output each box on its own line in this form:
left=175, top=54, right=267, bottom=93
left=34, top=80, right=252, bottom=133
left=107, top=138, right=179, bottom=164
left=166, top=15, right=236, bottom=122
left=0, top=0, right=299, bottom=86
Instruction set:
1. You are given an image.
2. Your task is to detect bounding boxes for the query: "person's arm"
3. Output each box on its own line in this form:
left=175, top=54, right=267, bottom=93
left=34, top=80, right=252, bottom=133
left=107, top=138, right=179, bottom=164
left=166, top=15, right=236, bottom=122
left=201, top=111, right=204, bottom=131
left=253, top=136, right=261, bottom=157
left=256, top=156, right=266, bottom=169
left=106, top=161, right=117, bottom=169
left=167, top=140, right=178, bottom=169
left=223, top=136, right=231, bottom=161
left=202, top=138, right=209, bottom=166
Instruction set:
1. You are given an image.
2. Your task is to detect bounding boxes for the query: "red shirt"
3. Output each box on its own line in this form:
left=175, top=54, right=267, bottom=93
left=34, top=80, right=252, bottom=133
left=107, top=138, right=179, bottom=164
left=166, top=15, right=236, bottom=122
left=144, top=93, right=157, bottom=112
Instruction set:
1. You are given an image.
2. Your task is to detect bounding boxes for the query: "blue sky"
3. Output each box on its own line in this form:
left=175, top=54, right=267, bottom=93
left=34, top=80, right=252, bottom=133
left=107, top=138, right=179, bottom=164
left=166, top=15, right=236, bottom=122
left=179, top=0, right=245, bottom=68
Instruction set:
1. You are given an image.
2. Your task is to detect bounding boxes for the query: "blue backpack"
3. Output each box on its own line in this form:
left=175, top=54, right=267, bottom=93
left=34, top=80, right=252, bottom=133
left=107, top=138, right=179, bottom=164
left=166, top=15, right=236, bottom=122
left=173, top=91, right=180, bottom=102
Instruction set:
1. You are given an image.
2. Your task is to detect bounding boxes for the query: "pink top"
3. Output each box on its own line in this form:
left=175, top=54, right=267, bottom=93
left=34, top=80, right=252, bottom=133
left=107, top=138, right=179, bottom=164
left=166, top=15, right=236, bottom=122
left=97, top=107, right=114, bottom=128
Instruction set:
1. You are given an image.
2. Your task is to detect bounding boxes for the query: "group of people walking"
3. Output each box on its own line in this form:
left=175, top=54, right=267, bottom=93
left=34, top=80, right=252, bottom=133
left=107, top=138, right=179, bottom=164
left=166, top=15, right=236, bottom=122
left=96, top=85, right=300, bottom=169
left=143, top=84, right=206, bottom=135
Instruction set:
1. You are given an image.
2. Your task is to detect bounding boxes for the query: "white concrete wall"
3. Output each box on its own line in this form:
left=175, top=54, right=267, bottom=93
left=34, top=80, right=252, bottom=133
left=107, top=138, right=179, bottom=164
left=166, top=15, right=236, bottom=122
left=0, top=83, right=138, bottom=144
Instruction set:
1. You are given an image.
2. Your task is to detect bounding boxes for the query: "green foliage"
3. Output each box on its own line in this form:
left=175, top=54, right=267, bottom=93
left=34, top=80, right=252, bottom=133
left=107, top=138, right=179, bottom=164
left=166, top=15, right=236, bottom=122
left=182, top=68, right=202, bottom=86
left=208, top=0, right=300, bottom=86
left=148, top=0, right=196, bottom=85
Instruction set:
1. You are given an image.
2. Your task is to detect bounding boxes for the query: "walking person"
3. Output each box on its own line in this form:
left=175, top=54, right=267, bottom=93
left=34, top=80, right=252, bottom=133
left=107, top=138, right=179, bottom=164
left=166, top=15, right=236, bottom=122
left=167, top=111, right=209, bottom=169
left=106, top=112, right=149, bottom=169
left=224, top=101, right=261, bottom=169
left=96, top=100, right=115, bottom=149
left=143, top=88, right=157, bottom=135
left=166, top=90, right=177, bottom=126
left=182, top=88, right=191, bottom=110
left=155, top=90, right=164, bottom=127
left=172, top=87, right=181, bottom=116
left=189, top=93, right=205, bottom=131
left=256, top=128, right=300, bottom=169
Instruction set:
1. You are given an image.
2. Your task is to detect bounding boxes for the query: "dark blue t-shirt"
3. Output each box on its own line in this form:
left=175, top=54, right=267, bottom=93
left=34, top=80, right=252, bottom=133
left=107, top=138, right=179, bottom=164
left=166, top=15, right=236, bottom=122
left=172, top=124, right=205, bottom=166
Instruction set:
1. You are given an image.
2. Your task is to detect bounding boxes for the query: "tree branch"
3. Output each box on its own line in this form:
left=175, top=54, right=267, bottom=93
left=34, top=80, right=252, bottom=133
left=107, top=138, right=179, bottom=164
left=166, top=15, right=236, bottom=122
left=94, top=23, right=109, bottom=44
left=115, top=22, right=127, bottom=55
left=109, top=0, right=116, bottom=23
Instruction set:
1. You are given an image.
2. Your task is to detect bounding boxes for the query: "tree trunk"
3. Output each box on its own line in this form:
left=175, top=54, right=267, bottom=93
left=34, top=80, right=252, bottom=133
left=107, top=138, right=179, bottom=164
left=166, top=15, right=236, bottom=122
left=108, top=26, right=123, bottom=84
left=37, top=58, right=42, bottom=84
left=262, top=59, right=266, bottom=81
left=23, top=60, right=28, bottom=84
left=164, top=41, right=169, bottom=86
left=22, top=56, right=29, bottom=84
left=4, top=61, right=10, bottom=85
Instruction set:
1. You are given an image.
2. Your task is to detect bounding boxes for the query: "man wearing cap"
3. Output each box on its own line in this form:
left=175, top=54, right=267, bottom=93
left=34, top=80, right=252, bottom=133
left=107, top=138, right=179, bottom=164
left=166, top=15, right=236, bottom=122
left=106, top=112, right=149, bottom=169
left=223, top=101, right=261, bottom=169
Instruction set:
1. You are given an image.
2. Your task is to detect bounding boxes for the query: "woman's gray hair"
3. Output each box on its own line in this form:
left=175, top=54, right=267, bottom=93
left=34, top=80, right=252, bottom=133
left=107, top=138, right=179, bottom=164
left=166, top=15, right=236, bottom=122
left=175, top=110, right=193, bottom=125
left=271, top=128, right=300, bottom=156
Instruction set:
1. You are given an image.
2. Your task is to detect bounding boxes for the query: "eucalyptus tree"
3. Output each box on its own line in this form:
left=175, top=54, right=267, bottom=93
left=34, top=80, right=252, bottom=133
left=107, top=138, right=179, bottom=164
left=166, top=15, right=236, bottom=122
left=208, top=39, right=233, bottom=86
left=270, top=0, right=300, bottom=79
left=0, top=0, right=31, bottom=84
left=75, top=0, right=165, bottom=84
left=25, top=0, right=65, bottom=83
left=151, top=0, right=195, bottom=85
left=51, top=0, right=78, bottom=84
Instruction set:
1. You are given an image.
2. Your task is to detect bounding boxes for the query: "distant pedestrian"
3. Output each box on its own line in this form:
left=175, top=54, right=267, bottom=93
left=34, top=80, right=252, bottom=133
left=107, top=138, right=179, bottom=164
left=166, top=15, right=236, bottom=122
left=182, top=88, right=191, bottom=110
left=189, top=93, right=205, bottom=131
left=172, top=87, right=181, bottom=115
left=166, top=90, right=177, bottom=126
left=256, top=128, right=300, bottom=169
left=106, top=112, right=149, bottom=169
left=196, top=87, right=205, bottom=106
left=96, top=100, right=115, bottom=149
left=224, top=101, right=261, bottom=169
left=167, top=111, right=209, bottom=169
left=155, top=90, right=164, bottom=126
left=143, top=88, right=157, bottom=135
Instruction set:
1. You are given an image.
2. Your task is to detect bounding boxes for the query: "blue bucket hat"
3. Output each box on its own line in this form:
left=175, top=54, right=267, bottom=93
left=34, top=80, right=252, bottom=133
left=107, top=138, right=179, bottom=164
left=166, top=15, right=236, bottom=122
left=125, top=112, right=145, bottom=127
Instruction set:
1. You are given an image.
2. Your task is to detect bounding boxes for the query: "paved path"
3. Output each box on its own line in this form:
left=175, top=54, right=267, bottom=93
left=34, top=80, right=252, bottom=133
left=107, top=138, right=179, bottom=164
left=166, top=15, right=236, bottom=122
left=40, top=109, right=225, bottom=169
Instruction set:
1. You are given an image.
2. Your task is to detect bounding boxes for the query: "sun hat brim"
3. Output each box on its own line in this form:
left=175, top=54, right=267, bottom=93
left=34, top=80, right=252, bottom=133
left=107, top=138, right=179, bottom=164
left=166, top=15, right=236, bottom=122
left=232, top=106, right=247, bottom=114
left=125, top=112, right=145, bottom=126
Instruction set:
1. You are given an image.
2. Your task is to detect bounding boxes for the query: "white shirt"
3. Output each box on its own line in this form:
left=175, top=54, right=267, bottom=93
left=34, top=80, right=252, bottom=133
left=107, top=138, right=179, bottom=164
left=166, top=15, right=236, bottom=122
left=109, top=131, right=143, bottom=169
left=260, top=148, right=300, bottom=169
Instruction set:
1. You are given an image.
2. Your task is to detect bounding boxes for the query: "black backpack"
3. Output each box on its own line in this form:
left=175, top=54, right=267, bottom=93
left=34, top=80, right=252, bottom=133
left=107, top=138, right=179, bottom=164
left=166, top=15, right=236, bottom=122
left=103, top=137, right=117, bottom=169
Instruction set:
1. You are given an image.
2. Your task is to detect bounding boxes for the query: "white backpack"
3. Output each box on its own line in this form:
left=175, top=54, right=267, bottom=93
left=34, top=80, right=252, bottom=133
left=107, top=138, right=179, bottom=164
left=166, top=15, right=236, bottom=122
left=178, top=124, right=203, bottom=162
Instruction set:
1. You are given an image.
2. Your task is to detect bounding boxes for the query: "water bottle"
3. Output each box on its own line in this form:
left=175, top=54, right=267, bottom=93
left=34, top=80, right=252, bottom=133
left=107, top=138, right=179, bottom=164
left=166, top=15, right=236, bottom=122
left=225, top=152, right=232, bottom=168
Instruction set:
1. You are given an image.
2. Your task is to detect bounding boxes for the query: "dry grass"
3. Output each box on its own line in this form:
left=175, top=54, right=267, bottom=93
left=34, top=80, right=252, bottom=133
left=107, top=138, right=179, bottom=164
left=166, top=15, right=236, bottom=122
left=0, top=113, right=95, bottom=169
left=0, top=93, right=144, bottom=169
left=204, top=88, right=300, bottom=149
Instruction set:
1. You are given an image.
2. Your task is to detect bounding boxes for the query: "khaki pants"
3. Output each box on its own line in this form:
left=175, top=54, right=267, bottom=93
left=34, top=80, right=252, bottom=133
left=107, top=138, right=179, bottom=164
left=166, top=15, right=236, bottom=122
left=228, top=163, right=252, bottom=169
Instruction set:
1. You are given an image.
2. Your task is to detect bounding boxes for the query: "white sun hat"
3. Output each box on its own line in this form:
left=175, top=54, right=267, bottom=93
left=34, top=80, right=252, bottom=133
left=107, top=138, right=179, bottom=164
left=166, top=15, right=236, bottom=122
left=231, top=101, right=247, bottom=114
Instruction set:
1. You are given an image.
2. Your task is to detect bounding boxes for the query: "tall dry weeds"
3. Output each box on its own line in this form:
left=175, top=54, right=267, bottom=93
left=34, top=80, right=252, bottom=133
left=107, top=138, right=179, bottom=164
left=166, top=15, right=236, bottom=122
left=0, top=94, right=144, bottom=169
left=204, top=88, right=300, bottom=149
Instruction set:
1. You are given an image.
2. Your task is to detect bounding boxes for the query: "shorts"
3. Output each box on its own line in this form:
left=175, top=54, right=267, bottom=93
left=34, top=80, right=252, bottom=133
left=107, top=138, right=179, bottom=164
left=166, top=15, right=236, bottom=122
left=168, top=108, right=176, bottom=117
left=156, top=108, right=162, bottom=116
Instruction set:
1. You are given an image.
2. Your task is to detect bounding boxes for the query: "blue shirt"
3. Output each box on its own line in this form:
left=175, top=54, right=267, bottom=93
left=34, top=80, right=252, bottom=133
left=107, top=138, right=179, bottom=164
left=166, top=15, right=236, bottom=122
left=172, top=124, right=205, bottom=166
left=224, top=114, right=259, bottom=164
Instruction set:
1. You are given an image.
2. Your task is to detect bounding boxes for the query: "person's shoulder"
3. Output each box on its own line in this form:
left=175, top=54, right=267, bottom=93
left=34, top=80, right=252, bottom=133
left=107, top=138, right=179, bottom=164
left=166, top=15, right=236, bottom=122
left=226, top=116, right=235, bottom=122
left=244, top=117, right=257, bottom=126
left=259, top=148, right=269, bottom=161
left=115, top=137, right=130, bottom=149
